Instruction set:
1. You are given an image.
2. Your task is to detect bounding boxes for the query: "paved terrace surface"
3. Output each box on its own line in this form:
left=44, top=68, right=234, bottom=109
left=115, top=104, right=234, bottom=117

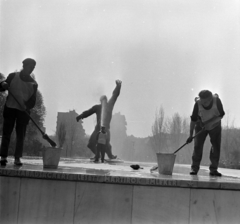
left=1, top=157, right=240, bottom=190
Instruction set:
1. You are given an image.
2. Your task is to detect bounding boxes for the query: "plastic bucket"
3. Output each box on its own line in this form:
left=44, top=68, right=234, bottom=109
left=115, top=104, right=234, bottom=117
left=42, top=147, right=61, bottom=169
left=156, top=153, right=176, bottom=175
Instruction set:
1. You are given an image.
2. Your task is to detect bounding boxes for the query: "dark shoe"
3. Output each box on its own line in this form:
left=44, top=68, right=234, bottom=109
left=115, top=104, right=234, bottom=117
left=93, top=158, right=99, bottom=163
left=210, top=171, right=222, bottom=177
left=190, top=170, right=198, bottom=175
left=0, top=158, right=8, bottom=166
left=14, top=158, right=23, bottom=166
left=109, top=155, right=117, bottom=160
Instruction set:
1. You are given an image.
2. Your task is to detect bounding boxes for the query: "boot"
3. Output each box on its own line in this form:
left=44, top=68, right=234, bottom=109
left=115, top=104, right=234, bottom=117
left=14, top=158, right=23, bottom=166
left=0, top=157, right=8, bottom=166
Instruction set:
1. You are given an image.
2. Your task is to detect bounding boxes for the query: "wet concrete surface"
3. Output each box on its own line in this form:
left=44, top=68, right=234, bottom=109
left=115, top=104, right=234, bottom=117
left=1, top=157, right=240, bottom=187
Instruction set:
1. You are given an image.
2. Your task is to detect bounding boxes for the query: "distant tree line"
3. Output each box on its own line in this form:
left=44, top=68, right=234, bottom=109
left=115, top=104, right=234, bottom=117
left=110, top=108, right=240, bottom=170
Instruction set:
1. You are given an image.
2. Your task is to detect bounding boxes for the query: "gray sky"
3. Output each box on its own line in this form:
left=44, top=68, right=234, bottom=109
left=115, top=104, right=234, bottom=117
left=0, top=0, right=239, bottom=137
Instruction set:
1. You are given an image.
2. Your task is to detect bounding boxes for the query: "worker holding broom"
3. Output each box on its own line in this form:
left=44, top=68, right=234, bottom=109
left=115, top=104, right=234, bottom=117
left=0, top=58, right=38, bottom=166
left=187, top=90, right=225, bottom=176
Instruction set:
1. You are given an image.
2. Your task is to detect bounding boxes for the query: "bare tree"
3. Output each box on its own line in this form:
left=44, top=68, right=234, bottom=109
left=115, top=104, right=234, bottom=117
left=182, top=117, right=189, bottom=135
left=221, top=112, right=236, bottom=164
left=170, top=113, right=182, bottom=149
left=65, top=114, right=78, bottom=157
left=151, top=106, right=169, bottom=153
left=57, top=122, right=66, bottom=150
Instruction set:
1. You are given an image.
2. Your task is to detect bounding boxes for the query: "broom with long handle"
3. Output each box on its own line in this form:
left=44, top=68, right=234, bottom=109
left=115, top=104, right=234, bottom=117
left=172, top=128, right=205, bottom=154
left=173, top=115, right=222, bottom=154
left=8, top=89, right=57, bottom=147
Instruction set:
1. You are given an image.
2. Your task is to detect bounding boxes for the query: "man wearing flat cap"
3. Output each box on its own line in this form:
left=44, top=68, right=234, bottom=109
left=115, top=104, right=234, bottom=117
left=0, top=58, right=38, bottom=166
left=187, top=90, right=225, bottom=177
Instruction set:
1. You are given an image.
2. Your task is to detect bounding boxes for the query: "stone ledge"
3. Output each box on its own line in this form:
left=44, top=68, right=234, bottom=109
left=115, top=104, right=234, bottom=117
left=1, top=163, right=240, bottom=191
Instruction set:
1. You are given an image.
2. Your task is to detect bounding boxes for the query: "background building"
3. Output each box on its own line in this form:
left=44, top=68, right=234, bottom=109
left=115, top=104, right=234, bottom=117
left=56, top=110, right=91, bottom=158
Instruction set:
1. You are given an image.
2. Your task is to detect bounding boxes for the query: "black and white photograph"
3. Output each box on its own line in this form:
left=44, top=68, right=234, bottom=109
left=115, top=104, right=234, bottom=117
left=0, top=0, right=240, bottom=223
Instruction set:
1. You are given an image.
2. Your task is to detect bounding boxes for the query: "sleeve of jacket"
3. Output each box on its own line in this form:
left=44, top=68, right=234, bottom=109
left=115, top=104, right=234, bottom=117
left=80, top=105, right=98, bottom=119
left=0, top=73, right=15, bottom=92
left=216, top=97, right=225, bottom=118
left=25, top=81, right=38, bottom=110
left=108, top=83, right=121, bottom=107
left=190, top=102, right=199, bottom=122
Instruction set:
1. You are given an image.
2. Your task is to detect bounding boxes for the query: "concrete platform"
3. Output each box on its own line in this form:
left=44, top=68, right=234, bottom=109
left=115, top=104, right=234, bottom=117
left=0, top=157, right=240, bottom=224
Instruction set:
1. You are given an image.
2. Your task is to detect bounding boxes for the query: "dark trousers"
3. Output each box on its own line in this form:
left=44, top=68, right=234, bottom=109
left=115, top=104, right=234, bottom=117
left=0, top=106, right=30, bottom=158
left=87, top=127, right=114, bottom=158
left=191, top=124, right=222, bottom=172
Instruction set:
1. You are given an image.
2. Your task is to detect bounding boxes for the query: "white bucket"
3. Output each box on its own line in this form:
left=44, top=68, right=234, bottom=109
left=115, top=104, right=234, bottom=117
left=156, top=153, right=176, bottom=175
left=42, top=147, right=61, bottom=169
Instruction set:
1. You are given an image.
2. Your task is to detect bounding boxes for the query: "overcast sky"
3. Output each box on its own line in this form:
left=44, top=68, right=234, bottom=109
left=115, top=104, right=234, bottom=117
left=0, top=0, right=239, bottom=137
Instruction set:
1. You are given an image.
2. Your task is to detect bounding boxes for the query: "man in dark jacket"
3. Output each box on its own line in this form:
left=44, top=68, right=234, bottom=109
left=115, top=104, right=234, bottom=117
left=0, top=58, right=38, bottom=166
left=187, top=90, right=225, bottom=176
left=76, top=80, right=122, bottom=161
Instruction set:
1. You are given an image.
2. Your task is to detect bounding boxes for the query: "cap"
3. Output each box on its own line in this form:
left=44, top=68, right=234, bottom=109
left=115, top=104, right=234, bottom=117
left=22, top=58, right=36, bottom=66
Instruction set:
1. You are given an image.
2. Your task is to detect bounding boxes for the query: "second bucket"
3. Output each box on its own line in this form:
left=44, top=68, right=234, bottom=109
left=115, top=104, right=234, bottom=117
left=42, top=147, right=62, bottom=169
left=156, top=152, right=176, bottom=175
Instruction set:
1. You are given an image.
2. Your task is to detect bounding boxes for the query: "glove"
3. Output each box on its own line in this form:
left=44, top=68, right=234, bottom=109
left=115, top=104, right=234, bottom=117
left=76, top=115, right=82, bottom=122
left=186, top=136, right=193, bottom=144
left=24, top=101, right=31, bottom=111
left=1, top=82, right=9, bottom=90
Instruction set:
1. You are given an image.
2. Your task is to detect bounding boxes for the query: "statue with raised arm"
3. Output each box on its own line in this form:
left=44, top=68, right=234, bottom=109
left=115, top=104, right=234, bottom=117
left=76, top=80, right=122, bottom=162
